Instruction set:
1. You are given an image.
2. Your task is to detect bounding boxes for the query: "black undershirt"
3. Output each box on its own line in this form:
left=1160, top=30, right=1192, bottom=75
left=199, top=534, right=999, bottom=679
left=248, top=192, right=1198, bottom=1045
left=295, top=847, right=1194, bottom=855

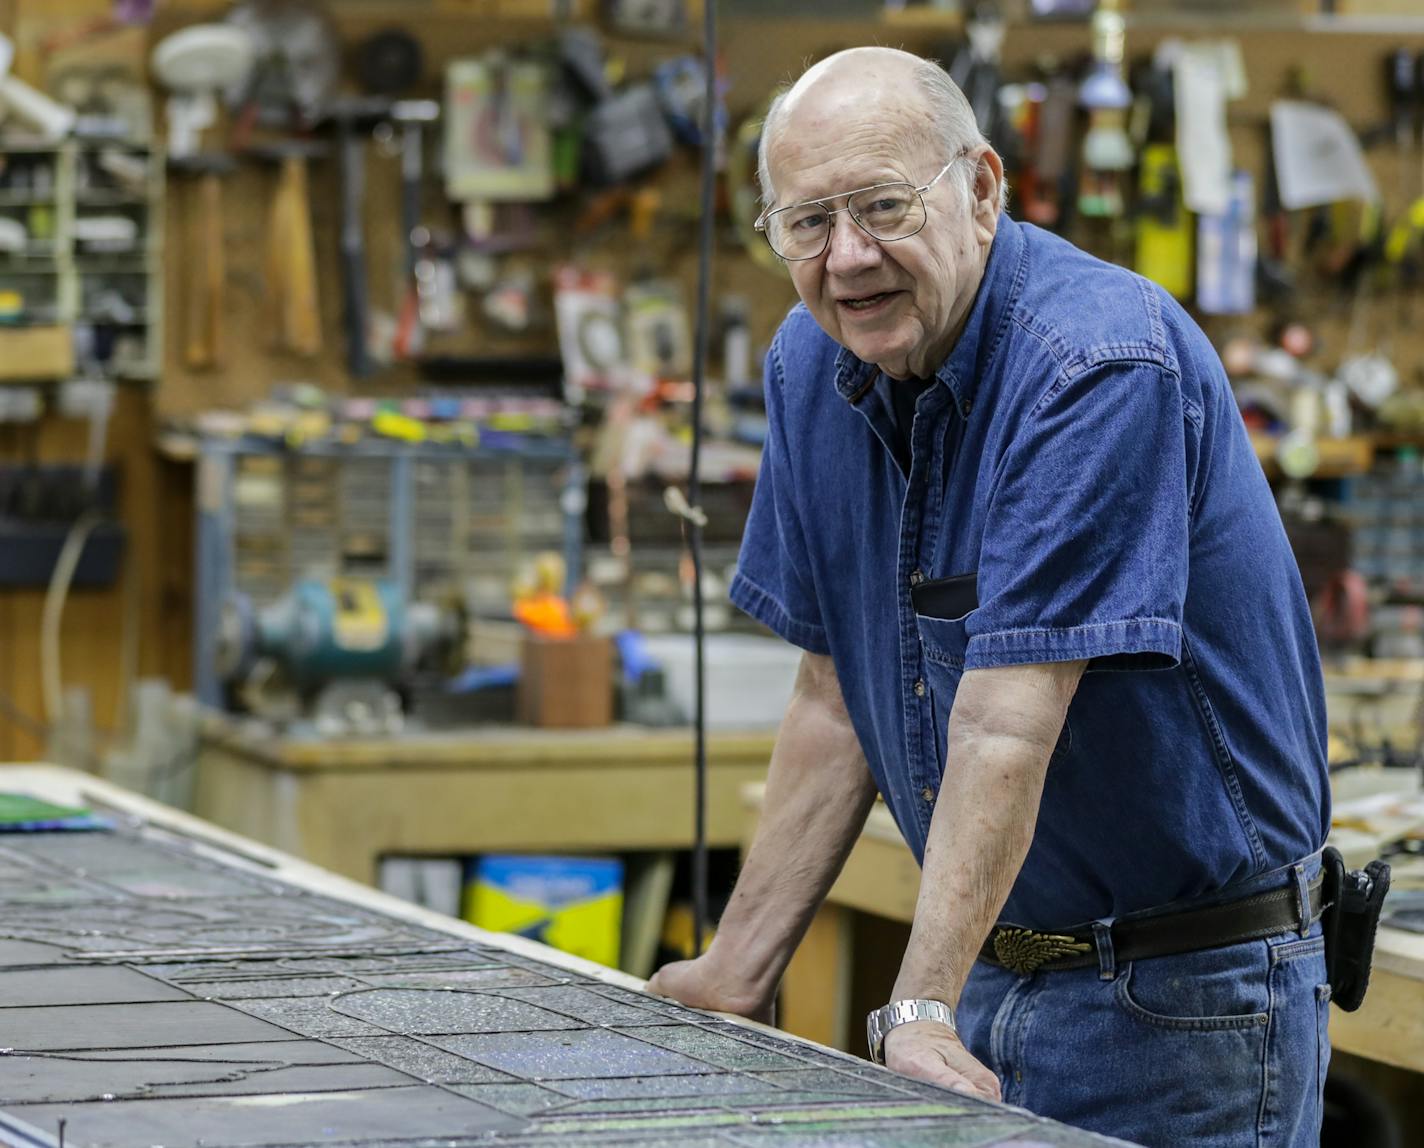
left=882, top=374, right=935, bottom=473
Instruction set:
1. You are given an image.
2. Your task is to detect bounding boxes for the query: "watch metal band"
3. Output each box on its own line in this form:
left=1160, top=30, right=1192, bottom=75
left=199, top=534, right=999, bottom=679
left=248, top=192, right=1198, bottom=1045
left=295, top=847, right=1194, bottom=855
left=866, top=998, right=956, bottom=1065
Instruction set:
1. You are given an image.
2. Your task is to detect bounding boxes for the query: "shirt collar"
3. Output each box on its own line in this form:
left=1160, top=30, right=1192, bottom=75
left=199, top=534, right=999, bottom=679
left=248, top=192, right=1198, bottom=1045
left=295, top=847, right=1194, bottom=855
left=833, top=213, right=1026, bottom=411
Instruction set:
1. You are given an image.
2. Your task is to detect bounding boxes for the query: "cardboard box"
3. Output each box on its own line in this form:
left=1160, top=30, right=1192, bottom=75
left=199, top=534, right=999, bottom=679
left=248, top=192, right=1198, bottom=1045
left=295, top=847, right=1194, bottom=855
left=518, top=632, right=613, bottom=727
left=0, top=326, right=74, bottom=381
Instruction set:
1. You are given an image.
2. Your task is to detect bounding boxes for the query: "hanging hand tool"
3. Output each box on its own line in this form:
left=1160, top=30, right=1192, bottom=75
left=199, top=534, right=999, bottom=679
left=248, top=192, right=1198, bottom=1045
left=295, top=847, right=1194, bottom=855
left=169, top=153, right=235, bottom=371
left=1077, top=0, right=1134, bottom=221
left=394, top=103, right=439, bottom=275
left=1022, top=70, right=1075, bottom=229
left=248, top=140, right=328, bottom=357
left=1386, top=48, right=1421, bottom=211
left=385, top=101, right=440, bottom=358
left=949, top=2, right=1006, bottom=141
left=324, top=96, right=391, bottom=379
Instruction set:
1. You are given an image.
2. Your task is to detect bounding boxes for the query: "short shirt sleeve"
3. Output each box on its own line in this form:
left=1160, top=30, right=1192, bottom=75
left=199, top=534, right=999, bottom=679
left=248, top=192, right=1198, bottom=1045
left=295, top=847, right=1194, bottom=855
left=728, top=329, right=831, bottom=655
left=964, top=361, right=1192, bottom=672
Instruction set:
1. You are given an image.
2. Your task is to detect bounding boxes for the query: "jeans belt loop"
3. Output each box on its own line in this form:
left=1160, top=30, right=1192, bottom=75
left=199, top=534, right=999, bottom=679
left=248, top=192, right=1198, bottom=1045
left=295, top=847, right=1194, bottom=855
left=1292, top=863, right=1311, bottom=937
left=1092, top=919, right=1116, bottom=981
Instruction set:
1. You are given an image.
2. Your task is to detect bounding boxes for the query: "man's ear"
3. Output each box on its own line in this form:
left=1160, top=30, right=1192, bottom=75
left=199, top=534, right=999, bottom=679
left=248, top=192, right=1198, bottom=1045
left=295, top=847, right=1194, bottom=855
left=972, top=149, right=1004, bottom=245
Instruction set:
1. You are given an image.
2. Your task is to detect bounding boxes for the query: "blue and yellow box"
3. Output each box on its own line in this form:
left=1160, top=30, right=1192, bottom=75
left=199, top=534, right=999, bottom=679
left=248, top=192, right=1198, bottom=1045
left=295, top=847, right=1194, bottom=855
left=464, top=854, right=622, bottom=968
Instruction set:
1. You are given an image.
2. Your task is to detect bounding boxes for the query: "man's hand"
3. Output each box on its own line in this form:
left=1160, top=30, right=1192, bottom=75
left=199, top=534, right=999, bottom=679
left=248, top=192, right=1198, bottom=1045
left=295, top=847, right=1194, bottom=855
left=882, top=1021, right=1001, bottom=1102
left=644, top=956, right=775, bottom=1025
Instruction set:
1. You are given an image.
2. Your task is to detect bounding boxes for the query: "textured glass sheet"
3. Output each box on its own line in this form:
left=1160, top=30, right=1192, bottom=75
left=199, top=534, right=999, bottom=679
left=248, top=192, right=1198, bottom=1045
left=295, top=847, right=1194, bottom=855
left=10, top=1084, right=525, bottom=1144
left=433, top=1029, right=713, bottom=1079
left=229, top=996, right=393, bottom=1038
left=181, top=975, right=369, bottom=1000
left=0, top=817, right=1135, bottom=1148
left=3, top=1000, right=294, bottom=1051
left=0, top=1050, right=412, bottom=1103
left=329, top=1036, right=521, bottom=1084
left=0, top=893, right=457, bottom=959
left=549, top=1090, right=935, bottom=1116
left=74, top=1039, right=367, bottom=1065
left=755, top=1069, right=917, bottom=1097
left=2, top=835, right=278, bottom=900
left=621, top=1025, right=813, bottom=1071
left=0, top=939, right=69, bottom=966
left=357, top=966, right=566, bottom=990
left=0, top=966, right=191, bottom=1008
left=554, top=1074, right=770, bottom=1101
left=331, top=987, right=583, bottom=1034
left=449, top=1082, right=574, bottom=1116
left=496, top=985, right=679, bottom=1026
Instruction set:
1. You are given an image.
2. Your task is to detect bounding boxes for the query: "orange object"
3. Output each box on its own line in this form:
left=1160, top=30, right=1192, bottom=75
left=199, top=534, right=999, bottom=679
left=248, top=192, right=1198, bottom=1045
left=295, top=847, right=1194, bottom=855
left=514, top=593, right=577, bottom=638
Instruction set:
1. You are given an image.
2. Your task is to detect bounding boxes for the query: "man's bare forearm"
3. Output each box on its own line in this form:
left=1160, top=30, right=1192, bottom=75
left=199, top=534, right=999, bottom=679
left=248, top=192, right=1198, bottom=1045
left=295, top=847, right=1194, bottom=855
left=703, top=651, right=878, bottom=1003
left=892, top=661, right=1086, bottom=1008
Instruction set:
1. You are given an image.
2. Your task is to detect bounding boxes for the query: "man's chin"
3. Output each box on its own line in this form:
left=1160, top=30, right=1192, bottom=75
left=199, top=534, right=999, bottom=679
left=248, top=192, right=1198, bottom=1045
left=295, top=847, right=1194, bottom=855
left=846, top=337, right=910, bottom=377
left=859, top=334, right=939, bottom=380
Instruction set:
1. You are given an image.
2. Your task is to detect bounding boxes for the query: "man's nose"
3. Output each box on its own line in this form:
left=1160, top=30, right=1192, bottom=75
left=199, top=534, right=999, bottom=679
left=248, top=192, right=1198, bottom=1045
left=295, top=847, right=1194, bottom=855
left=824, top=215, right=882, bottom=274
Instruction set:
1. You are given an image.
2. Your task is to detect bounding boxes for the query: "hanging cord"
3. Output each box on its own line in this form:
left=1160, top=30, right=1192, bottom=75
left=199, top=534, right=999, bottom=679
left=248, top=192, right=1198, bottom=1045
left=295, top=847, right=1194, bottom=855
left=687, top=0, right=719, bottom=957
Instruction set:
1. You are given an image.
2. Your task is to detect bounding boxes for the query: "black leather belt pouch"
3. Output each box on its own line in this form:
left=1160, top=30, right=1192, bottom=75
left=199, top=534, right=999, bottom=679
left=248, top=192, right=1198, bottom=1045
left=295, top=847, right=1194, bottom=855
left=1322, top=844, right=1392, bottom=1012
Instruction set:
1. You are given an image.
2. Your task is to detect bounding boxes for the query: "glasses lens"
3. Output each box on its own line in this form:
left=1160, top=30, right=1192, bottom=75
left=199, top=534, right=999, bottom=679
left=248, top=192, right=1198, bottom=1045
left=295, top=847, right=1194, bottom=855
left=766, top=202, right=833, bottom=260
left=849, top=183, right=924, bottom=241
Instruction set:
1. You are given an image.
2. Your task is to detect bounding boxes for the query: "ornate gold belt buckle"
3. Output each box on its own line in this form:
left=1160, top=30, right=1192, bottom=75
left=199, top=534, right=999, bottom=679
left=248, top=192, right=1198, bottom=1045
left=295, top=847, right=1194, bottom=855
left=992, top=927, right=1093, bottom=976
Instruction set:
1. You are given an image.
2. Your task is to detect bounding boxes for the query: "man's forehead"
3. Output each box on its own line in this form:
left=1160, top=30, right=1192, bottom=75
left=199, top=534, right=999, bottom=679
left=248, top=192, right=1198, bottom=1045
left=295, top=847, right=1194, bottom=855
left=769, top=101, right=931, bottom=202
left=784, top=65, right=924, bottom=131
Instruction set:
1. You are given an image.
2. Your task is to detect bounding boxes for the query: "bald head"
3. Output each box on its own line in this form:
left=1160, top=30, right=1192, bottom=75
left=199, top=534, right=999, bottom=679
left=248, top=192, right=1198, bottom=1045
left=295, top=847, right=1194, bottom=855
left=757, top=47, right=998, bottom=213
left=778, top=47, right=930, bottom=131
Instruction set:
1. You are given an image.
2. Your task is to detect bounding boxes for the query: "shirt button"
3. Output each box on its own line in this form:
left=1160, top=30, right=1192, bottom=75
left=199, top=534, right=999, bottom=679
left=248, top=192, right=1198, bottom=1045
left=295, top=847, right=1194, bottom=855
left=961, top=399, right=973, bottom=417
left=921, top=786, right=935, bottom=803
left=913, top=679, right=926, bottom=697
left=909, top=569, right=924, bottom=587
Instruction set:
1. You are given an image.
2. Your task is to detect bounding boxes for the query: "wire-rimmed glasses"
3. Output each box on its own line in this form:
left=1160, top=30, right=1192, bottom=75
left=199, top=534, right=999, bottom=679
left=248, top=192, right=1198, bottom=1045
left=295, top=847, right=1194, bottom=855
left=754, top=155, right=968, bottom=262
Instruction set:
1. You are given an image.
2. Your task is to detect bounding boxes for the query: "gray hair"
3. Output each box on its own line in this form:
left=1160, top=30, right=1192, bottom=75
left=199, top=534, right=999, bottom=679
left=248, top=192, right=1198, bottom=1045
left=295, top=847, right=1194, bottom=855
left=757, top=57, right=1004, bottom=215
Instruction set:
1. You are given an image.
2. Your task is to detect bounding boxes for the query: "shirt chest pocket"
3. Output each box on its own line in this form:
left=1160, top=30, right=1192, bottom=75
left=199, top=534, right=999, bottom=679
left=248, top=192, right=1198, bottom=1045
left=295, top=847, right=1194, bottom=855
left=914, top=607, right=1073, bottom=767
left=912, top=571, right=977, bottom=731
left=916, top=613, right=970, bottom=673
left=915, top=612, right=969, bottom=774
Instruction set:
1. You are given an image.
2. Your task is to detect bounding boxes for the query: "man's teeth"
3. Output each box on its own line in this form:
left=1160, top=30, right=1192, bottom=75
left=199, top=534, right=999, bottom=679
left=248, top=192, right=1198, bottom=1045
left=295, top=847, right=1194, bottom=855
left=843, top=293, right=889, bottom=310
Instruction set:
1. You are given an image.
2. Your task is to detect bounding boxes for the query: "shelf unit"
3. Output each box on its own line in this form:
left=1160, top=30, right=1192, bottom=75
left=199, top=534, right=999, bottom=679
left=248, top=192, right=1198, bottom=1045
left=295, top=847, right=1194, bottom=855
left=0, top=137, right=164, bottom=381
left=192, top=434, right=586, bottom=707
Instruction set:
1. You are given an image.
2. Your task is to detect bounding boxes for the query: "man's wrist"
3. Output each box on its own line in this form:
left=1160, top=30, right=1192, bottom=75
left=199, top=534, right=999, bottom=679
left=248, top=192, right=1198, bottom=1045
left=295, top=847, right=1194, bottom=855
left=866, top=998, right=957, bottom=1065
left=699, top=934, right=782, bottom=1011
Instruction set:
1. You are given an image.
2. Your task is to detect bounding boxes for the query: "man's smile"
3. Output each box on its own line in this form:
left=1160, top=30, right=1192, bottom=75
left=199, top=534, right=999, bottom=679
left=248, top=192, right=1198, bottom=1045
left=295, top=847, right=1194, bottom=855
left=836, top=290, right=904, bottom=315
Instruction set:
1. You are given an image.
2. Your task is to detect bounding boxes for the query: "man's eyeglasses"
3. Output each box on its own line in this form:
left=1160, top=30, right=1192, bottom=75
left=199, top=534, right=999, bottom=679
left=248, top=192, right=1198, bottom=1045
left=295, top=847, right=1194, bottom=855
left=754, top=155, right=969, bottom=262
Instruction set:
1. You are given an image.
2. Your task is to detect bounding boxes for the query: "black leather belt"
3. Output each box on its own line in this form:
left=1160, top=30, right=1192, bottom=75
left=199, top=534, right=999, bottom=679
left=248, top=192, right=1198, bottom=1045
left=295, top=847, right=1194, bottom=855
left=979, top=877, right=1325, bottom=976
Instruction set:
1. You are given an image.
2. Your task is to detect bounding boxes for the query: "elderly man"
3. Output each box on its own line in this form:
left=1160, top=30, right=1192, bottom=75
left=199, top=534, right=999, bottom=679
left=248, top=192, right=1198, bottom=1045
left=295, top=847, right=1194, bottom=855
left=648, top=46, right=1330, bottom=1147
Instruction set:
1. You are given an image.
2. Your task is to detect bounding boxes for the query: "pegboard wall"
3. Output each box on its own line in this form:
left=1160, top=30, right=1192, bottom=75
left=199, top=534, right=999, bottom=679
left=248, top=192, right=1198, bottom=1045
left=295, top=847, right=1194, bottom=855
left=2, top=0, right=1424, bottom=762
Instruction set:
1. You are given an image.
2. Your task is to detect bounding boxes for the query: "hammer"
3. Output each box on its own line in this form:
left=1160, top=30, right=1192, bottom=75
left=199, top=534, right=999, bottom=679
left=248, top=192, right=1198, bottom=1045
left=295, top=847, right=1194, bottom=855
left=390, top=100, right=440, bottom=277
left=168, top=152, right=235, bottom=371
left=247, top=139, right=328, bottom=357
left=323, top=96, right=391, bottom=379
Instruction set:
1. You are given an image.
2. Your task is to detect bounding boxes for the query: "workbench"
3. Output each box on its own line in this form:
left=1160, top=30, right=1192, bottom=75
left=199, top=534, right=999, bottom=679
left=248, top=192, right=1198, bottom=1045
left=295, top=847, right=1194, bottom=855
left=194, top=719, right=777, bottom=884
left=745, top=785, right=1424, bottom=1076
left=0, top=764, right=1133, bottom=1148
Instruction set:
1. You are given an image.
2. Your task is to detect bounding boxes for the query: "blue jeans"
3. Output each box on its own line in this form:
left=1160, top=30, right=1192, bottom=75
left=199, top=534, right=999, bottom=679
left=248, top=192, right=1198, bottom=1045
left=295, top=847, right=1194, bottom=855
left=959, top=863, right=1331, bottom=1147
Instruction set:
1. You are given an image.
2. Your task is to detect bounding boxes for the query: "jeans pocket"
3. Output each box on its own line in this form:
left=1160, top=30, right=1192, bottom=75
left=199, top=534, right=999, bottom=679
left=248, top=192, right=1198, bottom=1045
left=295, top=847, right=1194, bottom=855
left=1315, top=982, right=1332, bottom=1115
left=1259, top=928, right=1329, bottom=1145
left=1114, top=942, right=1272, bottom=1032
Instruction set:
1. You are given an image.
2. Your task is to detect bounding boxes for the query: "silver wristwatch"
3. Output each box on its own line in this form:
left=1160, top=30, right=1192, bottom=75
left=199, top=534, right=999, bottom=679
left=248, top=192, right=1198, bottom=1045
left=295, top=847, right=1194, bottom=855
left=866, top=999, right=957, bottom=1065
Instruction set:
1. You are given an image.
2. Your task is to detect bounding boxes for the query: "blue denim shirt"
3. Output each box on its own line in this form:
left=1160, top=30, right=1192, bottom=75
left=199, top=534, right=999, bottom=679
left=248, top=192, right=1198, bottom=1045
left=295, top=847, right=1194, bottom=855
left=731, top=214, right=1330, bottom=930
